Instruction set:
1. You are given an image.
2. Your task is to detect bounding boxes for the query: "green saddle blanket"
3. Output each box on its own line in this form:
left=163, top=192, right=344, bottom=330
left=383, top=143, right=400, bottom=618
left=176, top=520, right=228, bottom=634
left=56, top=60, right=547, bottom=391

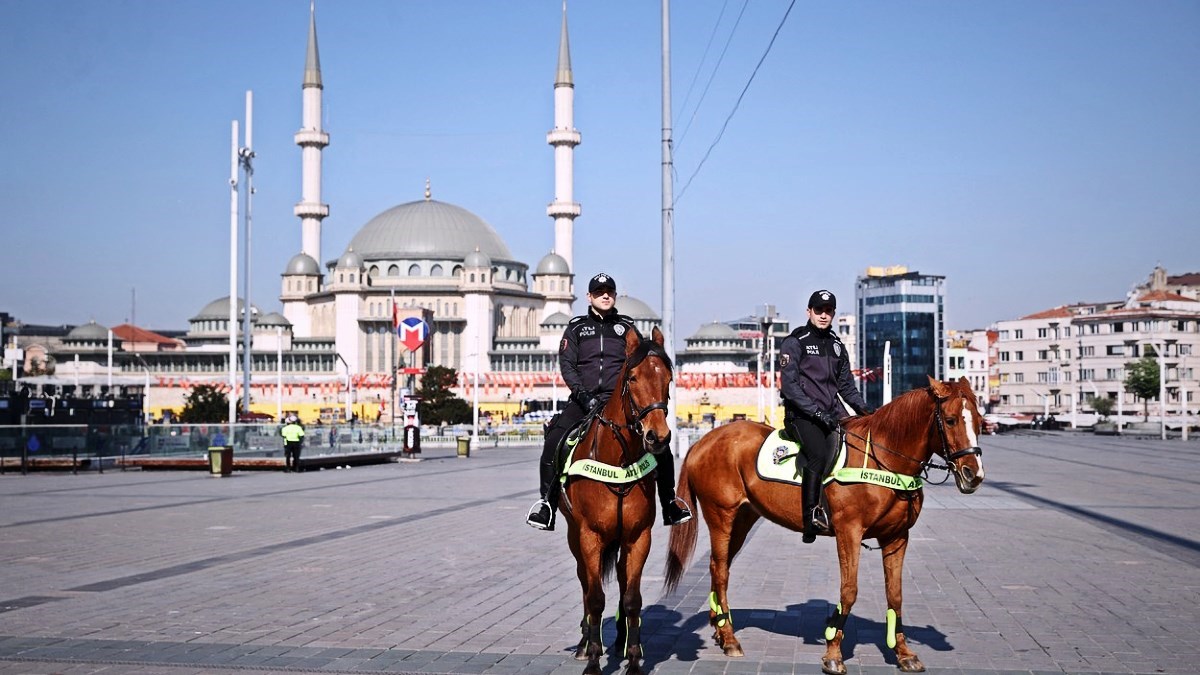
left=754, top=429, right=922, bottom=491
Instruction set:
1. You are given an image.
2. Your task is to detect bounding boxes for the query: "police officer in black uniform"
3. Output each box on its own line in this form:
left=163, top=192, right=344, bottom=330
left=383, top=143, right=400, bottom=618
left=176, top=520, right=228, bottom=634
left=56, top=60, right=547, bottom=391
left=525, top=272, right=693, bottom=531
left=779, top=289, right=873, bottom=542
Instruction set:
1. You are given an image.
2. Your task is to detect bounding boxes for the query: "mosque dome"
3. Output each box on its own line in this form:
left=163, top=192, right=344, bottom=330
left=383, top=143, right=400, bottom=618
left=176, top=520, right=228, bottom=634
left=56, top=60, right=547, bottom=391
left=689, top=321, right=738, bottom=341
left=257, top=312, right=291, bottom=327
left=345, top=199, right=513, bottom=261
left=541, top=311, right=571, bottom=326
left=617, top=295, right=660, bottom=321
left=67, top=320, right=109, bottom=341
left=191, top=296, right=258, bottom=322
left=535, top=252, right=570, bottom=275
left=336, top=248, right=363, bottom=269
left=285, top=253, right=320, bottom=276
left=463, top=248, right=492, bottom=269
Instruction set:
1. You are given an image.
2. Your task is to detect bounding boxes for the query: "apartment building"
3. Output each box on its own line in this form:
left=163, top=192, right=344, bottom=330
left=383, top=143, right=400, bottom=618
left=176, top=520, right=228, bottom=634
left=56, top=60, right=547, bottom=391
left=946, top=329, right=989, bottom=408
left=993, top=279, right=1200, bottom=417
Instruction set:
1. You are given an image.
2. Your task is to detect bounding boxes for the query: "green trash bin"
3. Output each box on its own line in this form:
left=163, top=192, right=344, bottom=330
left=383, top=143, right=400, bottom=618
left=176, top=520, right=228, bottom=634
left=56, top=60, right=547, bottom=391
left=456, top=436, right=471, bottom=458
left=208, top=445, right=233, bottom=476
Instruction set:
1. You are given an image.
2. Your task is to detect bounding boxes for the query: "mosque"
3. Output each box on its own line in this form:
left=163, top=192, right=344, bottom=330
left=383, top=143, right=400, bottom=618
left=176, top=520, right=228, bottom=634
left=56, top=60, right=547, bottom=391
left=11, top=5, right=776, bottom=424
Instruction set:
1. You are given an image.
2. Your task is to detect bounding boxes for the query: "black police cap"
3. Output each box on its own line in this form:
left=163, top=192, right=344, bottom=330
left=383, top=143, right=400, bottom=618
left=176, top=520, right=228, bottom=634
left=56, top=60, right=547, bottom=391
left=588, top=273, right=617, bottom=294
left=808, top=289, right=836, bottom=309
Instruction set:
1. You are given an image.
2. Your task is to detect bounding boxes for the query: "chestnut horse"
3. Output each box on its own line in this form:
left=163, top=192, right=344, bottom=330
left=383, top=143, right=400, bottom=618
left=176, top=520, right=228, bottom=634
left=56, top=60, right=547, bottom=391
left=664, top=376, right=985, bottom=674
left=559, top=326, right=674, bottom=675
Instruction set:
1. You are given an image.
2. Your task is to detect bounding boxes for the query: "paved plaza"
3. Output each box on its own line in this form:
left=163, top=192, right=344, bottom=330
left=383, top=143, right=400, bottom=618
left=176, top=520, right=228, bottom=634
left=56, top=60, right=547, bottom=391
left=1, top=430, right=1197, bottom=674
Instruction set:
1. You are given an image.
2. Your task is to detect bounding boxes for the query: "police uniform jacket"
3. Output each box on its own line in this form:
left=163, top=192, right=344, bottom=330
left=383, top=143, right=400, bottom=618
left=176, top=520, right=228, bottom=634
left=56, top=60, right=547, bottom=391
left=559, top=306, right=640, bottom=402
left=779, top=321, right=869, bottom=420
left=280, top=423, right=305, bottom=444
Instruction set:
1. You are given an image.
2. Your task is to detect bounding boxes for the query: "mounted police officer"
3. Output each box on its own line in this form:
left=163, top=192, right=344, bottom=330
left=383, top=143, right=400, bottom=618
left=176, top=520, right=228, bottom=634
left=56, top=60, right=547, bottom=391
left=779, top=290, right=873, bottom=542
left=525, top=272, right=692, bottom=531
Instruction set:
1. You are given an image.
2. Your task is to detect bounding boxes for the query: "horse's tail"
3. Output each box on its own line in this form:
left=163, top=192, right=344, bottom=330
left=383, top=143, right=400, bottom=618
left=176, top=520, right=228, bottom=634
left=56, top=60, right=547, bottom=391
left=664, top=448, right=699, bottom=596
left=601, top=540, right=620, bottom=583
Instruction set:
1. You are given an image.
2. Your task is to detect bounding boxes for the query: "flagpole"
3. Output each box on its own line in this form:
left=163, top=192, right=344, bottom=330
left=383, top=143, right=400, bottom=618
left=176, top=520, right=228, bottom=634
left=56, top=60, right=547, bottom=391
left=391, top=289, right=397, bottom=432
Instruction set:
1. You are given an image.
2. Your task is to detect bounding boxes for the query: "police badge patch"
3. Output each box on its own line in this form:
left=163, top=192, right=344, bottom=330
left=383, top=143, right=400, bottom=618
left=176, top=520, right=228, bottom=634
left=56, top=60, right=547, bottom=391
left=614, top=324, right=626, bottom=336
left=779, top=353, right=790, bottom=367
left=834, top=342, right=842, bottom=357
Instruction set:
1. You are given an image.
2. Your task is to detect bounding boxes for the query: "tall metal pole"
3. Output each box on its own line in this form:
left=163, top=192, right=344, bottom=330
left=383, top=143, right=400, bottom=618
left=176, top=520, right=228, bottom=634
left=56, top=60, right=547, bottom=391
left=276, top=326, right=283, bottom=422
left=228, top=120, right=239, bottom=431
left=661, top=0, right=677, bottom=444
left=240, top=91, right=255, bottom=415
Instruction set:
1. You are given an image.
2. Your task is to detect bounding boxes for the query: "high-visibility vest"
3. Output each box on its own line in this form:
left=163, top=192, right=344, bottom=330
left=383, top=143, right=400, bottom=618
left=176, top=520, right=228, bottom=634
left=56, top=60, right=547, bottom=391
left=281, top=423, right=305, bottom=443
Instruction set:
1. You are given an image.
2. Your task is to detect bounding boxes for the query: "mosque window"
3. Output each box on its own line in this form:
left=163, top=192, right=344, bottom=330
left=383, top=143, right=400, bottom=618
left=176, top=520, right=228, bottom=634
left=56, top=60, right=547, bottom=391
left=453, top=265, right=463, bottom=278
left=338, top=273, right=343, bottom=283
left=431, top=264, right=443, bottom=277
left=408, top=264, right=421, bottom=276
left=349, top=274, right=355, bottom=283
left=388, top=265, right=400, bottom=277
left=369, top=266, right=379, bottom=279
left=470, top=273, right=475, bottom=282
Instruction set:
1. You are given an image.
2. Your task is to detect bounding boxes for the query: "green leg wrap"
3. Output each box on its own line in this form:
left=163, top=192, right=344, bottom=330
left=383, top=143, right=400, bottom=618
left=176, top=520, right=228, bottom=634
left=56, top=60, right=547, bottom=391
left=824, top=603, right=847, bottom=641
left=886, top=608, right=900, bottom=649
left=708, top=591, right=732, bottom=629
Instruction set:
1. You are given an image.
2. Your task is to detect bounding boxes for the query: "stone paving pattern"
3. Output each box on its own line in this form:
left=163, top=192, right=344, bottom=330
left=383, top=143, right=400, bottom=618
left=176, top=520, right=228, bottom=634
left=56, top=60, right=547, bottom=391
left=0, top=431, right=1197, bottom=674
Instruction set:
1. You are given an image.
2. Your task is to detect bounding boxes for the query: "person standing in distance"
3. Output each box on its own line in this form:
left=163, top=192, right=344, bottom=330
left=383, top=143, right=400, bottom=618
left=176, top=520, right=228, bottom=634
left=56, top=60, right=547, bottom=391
left=280, top=414, right=306, bottom=473
left=779, top=290, right=873, bottom=542
left=525, top=272, right=693, bottom=531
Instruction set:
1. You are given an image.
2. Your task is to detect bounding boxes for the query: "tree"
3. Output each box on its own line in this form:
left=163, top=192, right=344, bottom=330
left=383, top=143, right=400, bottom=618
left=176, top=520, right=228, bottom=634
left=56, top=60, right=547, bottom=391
left=1091, top=396, right=1114, bottom=422
left=1123, top=356, right=1159, bottom=421
left=178, top=384, right=230, bottom=423
left=415, top=365, right=471, bottom=425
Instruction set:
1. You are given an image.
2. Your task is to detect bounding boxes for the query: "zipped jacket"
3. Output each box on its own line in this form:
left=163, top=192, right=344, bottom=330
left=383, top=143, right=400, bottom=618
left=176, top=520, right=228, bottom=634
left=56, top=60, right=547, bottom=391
left=779, top=321, right=869, bottom=419
left=559, top=306, right=640, bottom=402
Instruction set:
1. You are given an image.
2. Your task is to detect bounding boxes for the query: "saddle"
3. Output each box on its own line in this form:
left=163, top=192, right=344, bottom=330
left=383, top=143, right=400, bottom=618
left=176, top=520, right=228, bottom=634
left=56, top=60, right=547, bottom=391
left=754, top=429, right=922, bottom=491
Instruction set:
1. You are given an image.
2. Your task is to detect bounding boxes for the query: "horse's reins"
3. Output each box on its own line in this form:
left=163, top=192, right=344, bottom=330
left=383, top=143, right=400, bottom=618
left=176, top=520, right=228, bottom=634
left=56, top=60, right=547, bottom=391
left=841, top=387, right=983, bottom=484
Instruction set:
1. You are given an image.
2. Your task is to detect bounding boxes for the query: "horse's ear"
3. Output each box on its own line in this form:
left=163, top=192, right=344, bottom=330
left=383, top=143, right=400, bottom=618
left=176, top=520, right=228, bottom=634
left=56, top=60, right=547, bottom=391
left=624, top=325, right=640, bottom=358
left=927, top=375, right=950, bottom=397
left=651, top=325, right=665, bottom=346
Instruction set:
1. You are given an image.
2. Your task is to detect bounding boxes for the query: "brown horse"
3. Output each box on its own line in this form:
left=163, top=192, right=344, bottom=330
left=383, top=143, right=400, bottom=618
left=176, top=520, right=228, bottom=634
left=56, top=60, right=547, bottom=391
left=559, top=326, right=674, bottom=675
left=664, top=376, right=985, bottom=674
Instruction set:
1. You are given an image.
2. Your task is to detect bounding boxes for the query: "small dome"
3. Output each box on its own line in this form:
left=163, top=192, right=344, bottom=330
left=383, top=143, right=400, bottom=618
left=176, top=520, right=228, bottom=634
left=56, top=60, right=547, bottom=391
left=536, top=252, right=570, bottom=275
left=617, top=295, right=660, bottom=321
left=285, top=253, right=320, bottom=276
left=464, top=248, right=491, bottom=268
left=336, top=248, right=363, bottom=269
left=191, top=296, right=258, bottom=322
left=257, top=312, right=291, bottom=327
left=690, top=321, right=738, bottom=341
left=67, top=320, right=109, bottom=341
left=541, top=311, right=571, bottom=326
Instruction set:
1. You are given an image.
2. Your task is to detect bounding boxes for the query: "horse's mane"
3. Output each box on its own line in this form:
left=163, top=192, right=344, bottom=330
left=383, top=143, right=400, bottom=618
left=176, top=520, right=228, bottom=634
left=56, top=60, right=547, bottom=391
left=860, top=386, right=930, bottom=430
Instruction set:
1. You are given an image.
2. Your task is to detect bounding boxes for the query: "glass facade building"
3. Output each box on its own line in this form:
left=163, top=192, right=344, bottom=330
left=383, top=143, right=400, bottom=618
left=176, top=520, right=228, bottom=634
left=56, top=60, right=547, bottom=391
left=855, top=268, right=946, bottom=406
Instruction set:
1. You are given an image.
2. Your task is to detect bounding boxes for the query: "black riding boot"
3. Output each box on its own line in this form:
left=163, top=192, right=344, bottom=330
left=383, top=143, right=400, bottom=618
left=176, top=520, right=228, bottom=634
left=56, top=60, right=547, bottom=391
left=801, top=468, right=830, bottom=543
left=526, top=439, right=562, bottom=530
left=655, top=452, right=692, bottom=526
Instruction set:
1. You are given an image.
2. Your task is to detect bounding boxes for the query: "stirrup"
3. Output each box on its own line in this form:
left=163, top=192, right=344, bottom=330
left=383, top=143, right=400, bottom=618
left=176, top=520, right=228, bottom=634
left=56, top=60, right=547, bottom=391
left=525, top=499, right=555, bottom=531
left=662, top=497, right=693, bottom=526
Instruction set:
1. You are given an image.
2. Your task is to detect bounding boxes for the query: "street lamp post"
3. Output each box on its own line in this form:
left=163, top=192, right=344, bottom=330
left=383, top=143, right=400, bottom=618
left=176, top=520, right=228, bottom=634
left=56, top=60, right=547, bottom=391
left=1146, top=338, right=1176, bottom=441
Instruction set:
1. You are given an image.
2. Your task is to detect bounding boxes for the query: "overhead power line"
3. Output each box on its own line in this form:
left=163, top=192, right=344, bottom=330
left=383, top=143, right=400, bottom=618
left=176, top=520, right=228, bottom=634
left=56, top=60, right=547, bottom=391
left=676, top=0, right=797, bottom=205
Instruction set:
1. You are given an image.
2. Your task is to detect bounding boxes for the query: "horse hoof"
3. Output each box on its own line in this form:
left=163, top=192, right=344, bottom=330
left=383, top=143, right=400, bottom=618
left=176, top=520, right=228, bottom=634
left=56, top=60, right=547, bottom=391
left=821, top=658, right=846, bottom=675
left=624, top=664, right=645, bottom=675
left=573, top=645, right=588, bottom=661
left=898, top=656, right=926, bottom=672
left=722, top=644, right=744, bottom=658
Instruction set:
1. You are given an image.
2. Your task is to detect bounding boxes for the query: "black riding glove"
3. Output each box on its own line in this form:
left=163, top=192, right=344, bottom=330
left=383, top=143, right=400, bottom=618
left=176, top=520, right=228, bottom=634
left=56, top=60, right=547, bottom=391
left=578, top=392, right=600, bottom=412
left=815, top=411, right=841, bottom=433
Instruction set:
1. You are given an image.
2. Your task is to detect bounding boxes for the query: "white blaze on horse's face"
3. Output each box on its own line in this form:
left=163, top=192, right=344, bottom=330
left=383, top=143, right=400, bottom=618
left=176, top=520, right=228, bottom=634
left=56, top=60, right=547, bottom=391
left=951, top=398, right=985, bottom=491
left=962, top=401, right=979, bottom=449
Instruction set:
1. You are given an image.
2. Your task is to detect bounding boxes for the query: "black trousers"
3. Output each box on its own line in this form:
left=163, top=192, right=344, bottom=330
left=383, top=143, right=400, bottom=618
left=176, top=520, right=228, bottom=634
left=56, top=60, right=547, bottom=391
left=784, top=414, right=839, bottom=476
left=284, top=442, right=302, bottom=470
left=538, top=400, right=677, bottom=503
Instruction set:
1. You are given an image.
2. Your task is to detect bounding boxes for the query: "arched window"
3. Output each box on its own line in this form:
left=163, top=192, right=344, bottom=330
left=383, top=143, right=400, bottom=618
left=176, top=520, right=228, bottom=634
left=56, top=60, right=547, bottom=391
left=408, top=264, right=421, bottom=276
left=430, top=264, right=443, bottom=276
left=470, top=273, right=475, bottom=282
left=388, top=265, right=400, bottom=277
left=453, top=265, right=463, bottom=278
left=369, top=266, right=379, bottom=279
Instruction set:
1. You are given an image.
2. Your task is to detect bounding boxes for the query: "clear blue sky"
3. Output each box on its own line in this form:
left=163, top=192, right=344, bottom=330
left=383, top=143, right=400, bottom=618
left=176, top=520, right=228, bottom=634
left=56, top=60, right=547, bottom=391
left=2, top=0, right=1197, bottom=341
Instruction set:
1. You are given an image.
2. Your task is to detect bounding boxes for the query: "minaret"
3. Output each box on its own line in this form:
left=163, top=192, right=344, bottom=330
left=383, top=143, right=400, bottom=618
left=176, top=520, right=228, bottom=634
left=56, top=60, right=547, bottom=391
left=294, top=2, right=330, bottom=267
left=546, top=1, right=581, bottom=276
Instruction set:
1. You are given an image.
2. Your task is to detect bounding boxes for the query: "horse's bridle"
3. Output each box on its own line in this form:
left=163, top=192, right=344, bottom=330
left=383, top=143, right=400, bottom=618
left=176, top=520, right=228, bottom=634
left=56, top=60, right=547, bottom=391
left=926, top=387, right=984, bottom=468
left=592, top=352, right=671, bottom=464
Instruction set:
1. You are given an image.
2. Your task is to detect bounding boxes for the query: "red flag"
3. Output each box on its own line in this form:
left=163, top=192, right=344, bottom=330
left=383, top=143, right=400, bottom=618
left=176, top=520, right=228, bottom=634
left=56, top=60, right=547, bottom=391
left=392, top=301, right=400, bottom=333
